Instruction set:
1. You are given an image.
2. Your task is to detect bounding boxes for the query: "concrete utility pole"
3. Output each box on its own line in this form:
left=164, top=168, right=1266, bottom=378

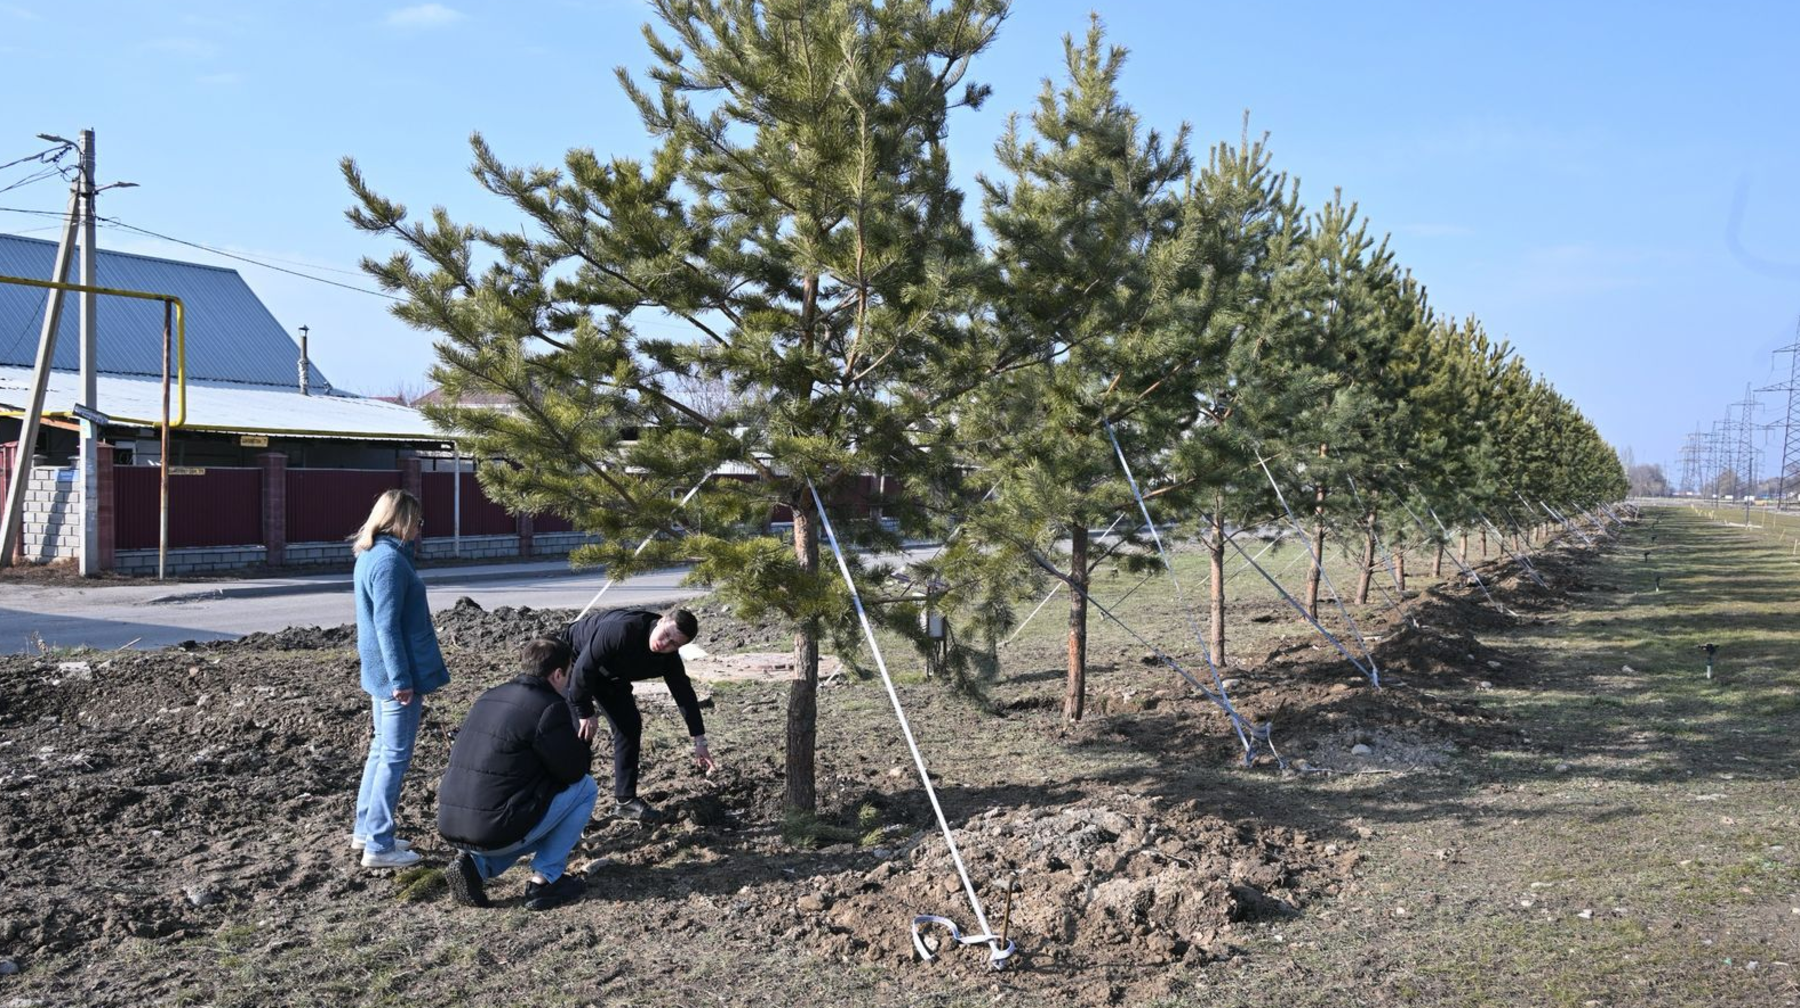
left=78, top=128, right=99, bottom=576
left=0, top=148, right=80, bottom=567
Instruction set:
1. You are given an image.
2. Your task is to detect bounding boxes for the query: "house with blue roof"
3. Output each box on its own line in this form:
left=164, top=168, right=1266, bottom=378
left=0, top=232, right=587, bottom=576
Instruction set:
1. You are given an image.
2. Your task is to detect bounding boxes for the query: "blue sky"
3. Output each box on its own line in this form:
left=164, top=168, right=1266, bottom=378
left=3, top=0, right=1797, bottom=474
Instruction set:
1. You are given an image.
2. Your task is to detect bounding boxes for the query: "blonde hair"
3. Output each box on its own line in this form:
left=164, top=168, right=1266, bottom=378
left=351, top=488, right=423, bottom=554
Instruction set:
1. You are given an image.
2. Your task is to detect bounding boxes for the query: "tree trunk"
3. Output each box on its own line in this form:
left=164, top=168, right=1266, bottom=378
left=785, top=494, right=819, bottom=813
left=1303, top=445, right=1327, bottom=619
left=1433, top=544, right=1444, bottom=578
left=1064, top=521, right=1089, bottom=722
left=1480, top=527, right=1488, bottom=558
left=1460, top=532, right=1469, bottom=565
left=1208, top=500, right=1226, bottom=666
left=1396, top=550, right=1408, bottom=592
left=1355, top=510, right=1377, bottom=604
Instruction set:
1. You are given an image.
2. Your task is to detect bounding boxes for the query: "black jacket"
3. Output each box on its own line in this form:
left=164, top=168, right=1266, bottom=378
left=437, top=674, right=593, bottom=850
left=566, top=609, right=706, bottom=737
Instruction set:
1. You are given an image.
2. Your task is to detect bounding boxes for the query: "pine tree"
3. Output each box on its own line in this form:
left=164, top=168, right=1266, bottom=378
left=343, top=0, right=1008, bottom=813
left=951, top=18, right=1189, bottom=722
left=1160, top=127, right=1321, bottom=665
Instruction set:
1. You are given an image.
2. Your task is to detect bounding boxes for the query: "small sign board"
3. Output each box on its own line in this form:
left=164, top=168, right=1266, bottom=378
left=168, top=466, right=207, bottom=476
left=71, top=402, right=111, bottom=427
left=239, top=434, right=270, bottom=447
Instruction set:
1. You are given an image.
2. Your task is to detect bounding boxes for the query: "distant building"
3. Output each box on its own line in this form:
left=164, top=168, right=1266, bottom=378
left=0, top=233, right=587, bottom=574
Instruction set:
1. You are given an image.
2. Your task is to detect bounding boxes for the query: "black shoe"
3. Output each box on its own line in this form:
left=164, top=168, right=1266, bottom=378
left=524, top=873, right=585, bottom=911
left=615, top=797, right=664, bottom=824
left=444, top=851, right=489, bottom=908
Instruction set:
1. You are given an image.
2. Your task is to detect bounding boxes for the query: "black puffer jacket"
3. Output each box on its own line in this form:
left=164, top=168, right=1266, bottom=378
left=437, top=674, right=592, bottom=850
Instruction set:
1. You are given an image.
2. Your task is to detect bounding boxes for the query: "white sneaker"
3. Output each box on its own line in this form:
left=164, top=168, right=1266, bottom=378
left=361, top=846, right=423, bottom=869
left=350, top=836, right=414, bottom=852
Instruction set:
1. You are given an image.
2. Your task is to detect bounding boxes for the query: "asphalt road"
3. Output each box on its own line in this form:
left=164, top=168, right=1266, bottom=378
left=0, top=545, right=944, bottom=654
left=0, top=561, right=703, bottom=654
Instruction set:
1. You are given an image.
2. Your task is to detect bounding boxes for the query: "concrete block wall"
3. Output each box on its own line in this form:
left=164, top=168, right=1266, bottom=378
left=528, top=531, right=602, bottom=556
left=418, top=534, right=520, bottom=562
left=18, top=466, right=81, bottom=563
left=115, top=545, right=268, bottom=576
left=283, top=541, right=355, bottom=566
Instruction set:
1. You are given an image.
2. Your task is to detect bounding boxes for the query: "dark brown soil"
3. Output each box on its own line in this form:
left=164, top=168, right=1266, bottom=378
left=9, top=521, right=1776, bottom=1007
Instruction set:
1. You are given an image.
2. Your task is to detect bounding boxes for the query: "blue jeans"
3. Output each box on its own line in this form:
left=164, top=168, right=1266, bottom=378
left=353, top=695, right=422, bottom=853
left=467, top=775, right=599, bottom=884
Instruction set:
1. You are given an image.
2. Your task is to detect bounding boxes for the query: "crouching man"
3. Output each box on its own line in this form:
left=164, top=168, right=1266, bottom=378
left=437, top=636, right=598, bottom=911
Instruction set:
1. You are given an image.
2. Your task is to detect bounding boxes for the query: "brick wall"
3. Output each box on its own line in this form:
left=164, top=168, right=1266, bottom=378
left=18, top=465, right=81, bottom=563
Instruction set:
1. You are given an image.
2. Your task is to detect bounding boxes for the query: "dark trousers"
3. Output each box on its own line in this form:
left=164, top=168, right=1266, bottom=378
left=589, top=681, right=642, bottom=802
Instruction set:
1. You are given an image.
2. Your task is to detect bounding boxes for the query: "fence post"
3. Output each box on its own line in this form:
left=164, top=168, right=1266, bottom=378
left=400, top=456, right=422, bottom=504
left=258, top=452, right=288, bottom=567
left=95, top=442, right=115, bottom=571
left=0, top=442, right=15, bottom=564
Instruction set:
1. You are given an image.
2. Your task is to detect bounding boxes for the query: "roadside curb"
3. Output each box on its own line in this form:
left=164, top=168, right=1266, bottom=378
left=144, top=561, right=645, bottom=605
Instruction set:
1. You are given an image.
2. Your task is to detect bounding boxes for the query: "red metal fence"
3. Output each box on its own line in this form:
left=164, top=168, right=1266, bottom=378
left=420, top=471, right=517, bottom=538
left=286, top=469, right=402, bottom=545
left=115, top=465, right=263, bottom=549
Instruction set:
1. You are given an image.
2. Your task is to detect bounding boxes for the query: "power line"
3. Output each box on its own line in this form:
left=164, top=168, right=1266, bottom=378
left=93, top=216, right=406, bottom=301
left=2, top=206, right=713, bottom=339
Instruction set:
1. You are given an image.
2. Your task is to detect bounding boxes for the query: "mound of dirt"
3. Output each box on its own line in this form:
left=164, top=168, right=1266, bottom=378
left=816, top=798, right=1352, bottom=968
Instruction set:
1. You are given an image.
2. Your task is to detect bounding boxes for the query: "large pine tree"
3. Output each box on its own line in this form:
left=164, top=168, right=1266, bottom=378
left=344, top=0, right=1008, bottom=813
left=954, top=18, right=1189, bottom=722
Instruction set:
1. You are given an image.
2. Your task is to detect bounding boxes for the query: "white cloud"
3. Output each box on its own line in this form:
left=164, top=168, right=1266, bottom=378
left=0, top=4, right=40, bottom=20
left=142, top=37, right=219, bottom=59
left=385, top=4, right=465, bottom=28
left=196, top=72, right=243, bottom=87
left=1395, top=223, right=1474, bottom=239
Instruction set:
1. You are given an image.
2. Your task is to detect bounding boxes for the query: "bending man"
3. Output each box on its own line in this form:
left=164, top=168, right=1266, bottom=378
left=566, top=606, right=714, bottom=823
left=438, top=636, right=597, bottom=911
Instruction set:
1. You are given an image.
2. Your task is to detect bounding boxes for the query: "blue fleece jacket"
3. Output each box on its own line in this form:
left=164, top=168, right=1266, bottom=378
left=354, top=535, right=449, bottom=698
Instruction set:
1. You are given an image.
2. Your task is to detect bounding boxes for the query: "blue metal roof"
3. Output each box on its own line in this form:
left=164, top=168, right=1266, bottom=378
left=0, top=232, right=333, bottom=390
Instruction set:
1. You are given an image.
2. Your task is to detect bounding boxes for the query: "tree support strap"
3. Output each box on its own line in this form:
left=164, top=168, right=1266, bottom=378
left=911, top=914, right=1017, bottom=967
left=806, top=480, right=1014, bottom=971
left=1251, top=453, right=1383, bottom=687
left=1102, top=422, right=1278, bottom=761
left=1402, top=496, right=1511, bottom=615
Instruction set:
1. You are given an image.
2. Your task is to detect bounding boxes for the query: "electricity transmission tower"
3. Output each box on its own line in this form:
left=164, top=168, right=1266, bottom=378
left=1761, top=321, right=1800, bottom=509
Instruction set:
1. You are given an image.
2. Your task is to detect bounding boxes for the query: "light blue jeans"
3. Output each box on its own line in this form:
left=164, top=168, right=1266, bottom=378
left=467, top=775, right=599, bottom=884
left=353, top=694, right=422, bottom=853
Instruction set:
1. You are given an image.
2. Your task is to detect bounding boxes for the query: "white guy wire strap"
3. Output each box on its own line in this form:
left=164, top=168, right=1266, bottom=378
left=999, top=512, right=1130, bottom=648
left=1061, top=569, right=1279, bottom=767
left=912, top=915, right=1018, bottom=964
left=1479, top=513, right=1550, bottom=589
left=804, top=480, right=1015, bottom=970
left=570, top=477, right=709, bottom=624
left=1527, top=492, right=1591, bottom=547
left=1494, top=506, right=1551, bottom=585
left=1102, top=422, right=1261, bottom=756
left=1539, top=498, right=1594, bottom=547
left=1405, top=496, right=1507, bottom=613
left=1252, top=454, right=1383, bottom=687
left=1222, top=529, right=1284, bottom=587
left=1344, top=476, right=1420, bottom=629
left=1484, top=503, right=1549, bottom=586
left=1220, top=529, right=1377, bottom=683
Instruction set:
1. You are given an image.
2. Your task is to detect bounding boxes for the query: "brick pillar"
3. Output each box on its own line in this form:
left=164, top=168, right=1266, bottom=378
left=517, top=512, right=535, bottom=558
left=95, top=443, right=115, bottom=571
left=400, top=456, right=422, bottom=503
left=258, top=452, right=287, bottom=567
left=1, top=442, right=17, bottom=564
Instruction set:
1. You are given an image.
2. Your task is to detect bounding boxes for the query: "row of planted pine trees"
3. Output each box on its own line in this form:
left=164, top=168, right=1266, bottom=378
left=343, top=1, right=1625, bottom=811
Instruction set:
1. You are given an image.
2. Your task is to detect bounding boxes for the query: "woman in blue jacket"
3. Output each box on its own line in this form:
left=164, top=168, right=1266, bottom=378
left=350, top=488, right=450, bottom=868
